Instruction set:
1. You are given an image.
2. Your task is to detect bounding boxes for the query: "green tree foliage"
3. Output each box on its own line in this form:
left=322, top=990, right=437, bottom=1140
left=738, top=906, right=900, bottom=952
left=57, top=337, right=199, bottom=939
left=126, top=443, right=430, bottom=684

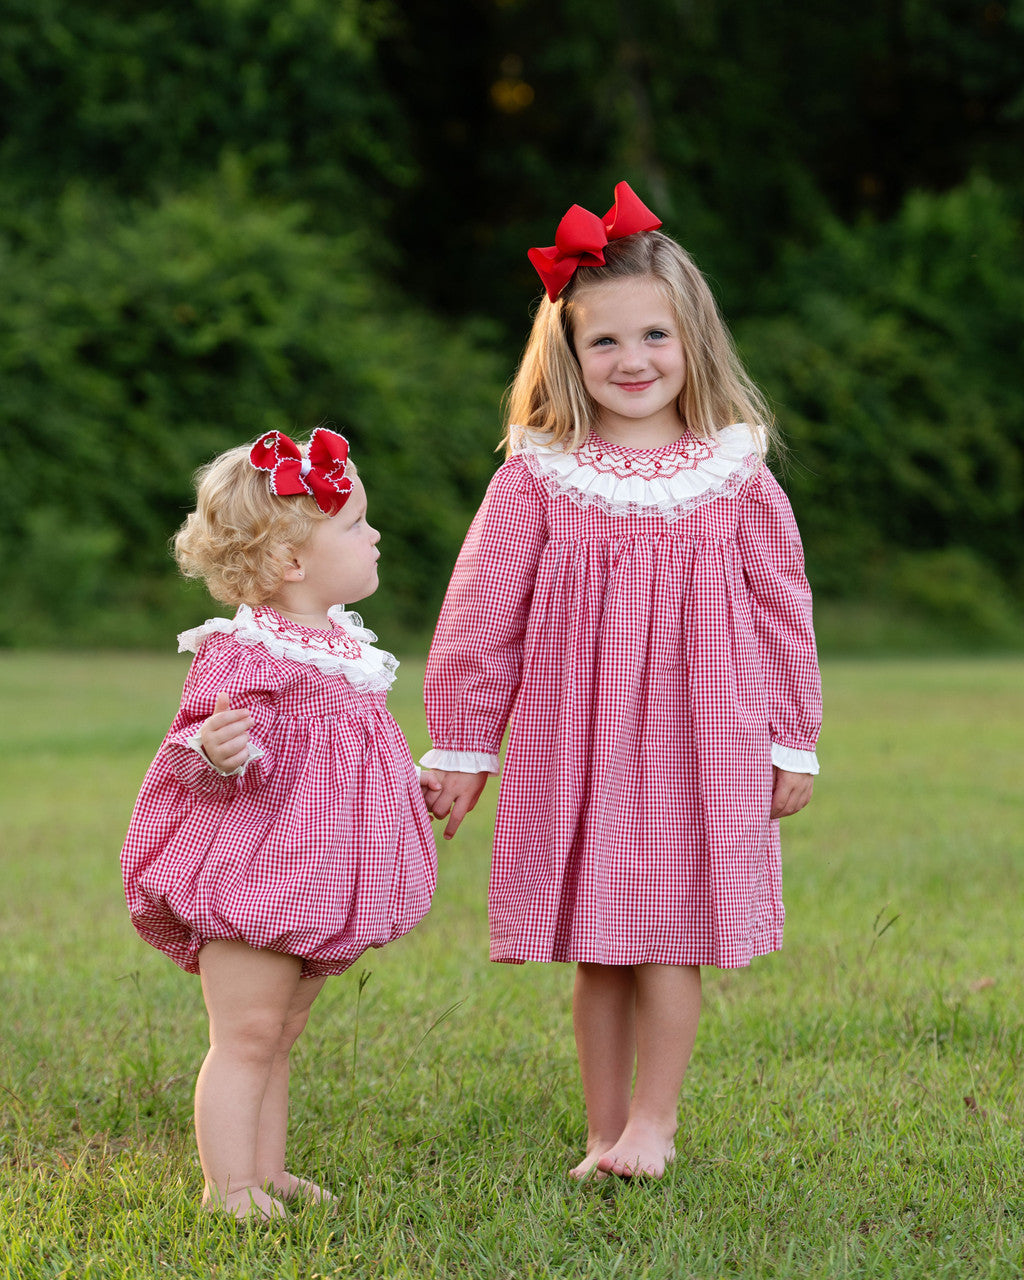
left=379, top=0, right=1024, bottom=326
left=0, top=0, right=1022, bottom=648
left=0, top=0, right=409, bottom=226
left=738, top=176, right=1024, bottom=642
left=0, top=172, right=503, bottom=644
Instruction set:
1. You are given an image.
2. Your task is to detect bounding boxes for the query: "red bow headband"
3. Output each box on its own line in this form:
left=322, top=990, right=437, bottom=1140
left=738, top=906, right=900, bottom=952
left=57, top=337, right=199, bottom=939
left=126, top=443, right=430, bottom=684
left=527, top=181, right=662, bottom=302
left=249, top=428, right=353, bottom=516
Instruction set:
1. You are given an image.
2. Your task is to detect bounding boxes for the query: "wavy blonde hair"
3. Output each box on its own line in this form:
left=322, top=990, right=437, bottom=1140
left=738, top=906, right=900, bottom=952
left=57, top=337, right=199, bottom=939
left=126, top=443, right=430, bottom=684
left=174, top=441, right=332, bottom=606
left=503, top=230, right=772, bottom=456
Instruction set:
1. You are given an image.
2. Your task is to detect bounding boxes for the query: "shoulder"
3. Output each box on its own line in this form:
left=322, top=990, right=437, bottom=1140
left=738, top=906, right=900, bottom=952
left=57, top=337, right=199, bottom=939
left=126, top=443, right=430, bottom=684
left=177, top=609, right=286, bottom=691
left=739, top=460, right=794, bottom=508
left=178, top=606, right=275, bottom=663
left=478, top=453, right=547, bottom=508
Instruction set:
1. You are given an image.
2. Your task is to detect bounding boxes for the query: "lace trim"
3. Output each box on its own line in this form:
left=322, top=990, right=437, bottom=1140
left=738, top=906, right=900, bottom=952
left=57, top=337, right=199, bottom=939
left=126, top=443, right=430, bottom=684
left=517, top=423, right=763, bottom=521
left=186, top=729, right=265, bottom=777
left=177, top=604, right=399, bottom=691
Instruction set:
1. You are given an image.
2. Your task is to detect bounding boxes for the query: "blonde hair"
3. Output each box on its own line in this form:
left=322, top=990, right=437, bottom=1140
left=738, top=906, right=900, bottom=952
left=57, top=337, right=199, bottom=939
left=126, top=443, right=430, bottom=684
left=174, top=441, right=331, bottom=606
left=503, top=230, right=773, bottom=456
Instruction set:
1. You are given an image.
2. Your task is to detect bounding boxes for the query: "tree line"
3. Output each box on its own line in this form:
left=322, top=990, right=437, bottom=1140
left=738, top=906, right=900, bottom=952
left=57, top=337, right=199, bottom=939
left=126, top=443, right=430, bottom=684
left=1, top=0, right=1021, bottom=648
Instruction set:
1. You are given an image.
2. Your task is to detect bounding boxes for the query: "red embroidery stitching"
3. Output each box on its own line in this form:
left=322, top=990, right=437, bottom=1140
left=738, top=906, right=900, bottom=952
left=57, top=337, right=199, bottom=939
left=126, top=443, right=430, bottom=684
left=575, top=433, right=715, bottom=480
left=252, top=608, right=363, bottom=660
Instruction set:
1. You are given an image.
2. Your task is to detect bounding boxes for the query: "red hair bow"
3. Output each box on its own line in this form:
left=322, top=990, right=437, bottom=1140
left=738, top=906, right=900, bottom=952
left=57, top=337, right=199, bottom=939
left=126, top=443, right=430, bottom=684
left=527, top=181, right=662, bottom=302
left=249, top=428, right=353, bottom=516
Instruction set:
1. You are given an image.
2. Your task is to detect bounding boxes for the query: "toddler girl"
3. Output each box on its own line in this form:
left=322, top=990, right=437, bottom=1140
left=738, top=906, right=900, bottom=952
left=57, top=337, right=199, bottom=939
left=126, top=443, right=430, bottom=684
left=421, top=184, right=821, bottom=1179
left=122, top=428, right=436, bottom=1218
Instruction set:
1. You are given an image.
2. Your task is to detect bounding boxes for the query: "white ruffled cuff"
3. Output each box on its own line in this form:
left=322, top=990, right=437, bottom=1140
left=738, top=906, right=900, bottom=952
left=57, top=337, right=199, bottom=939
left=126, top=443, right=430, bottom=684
left=771, top=743, right=819, bottom=775
left=187, top=730, right=265, bottom=777
left=419, top=748, right=500, bottom=775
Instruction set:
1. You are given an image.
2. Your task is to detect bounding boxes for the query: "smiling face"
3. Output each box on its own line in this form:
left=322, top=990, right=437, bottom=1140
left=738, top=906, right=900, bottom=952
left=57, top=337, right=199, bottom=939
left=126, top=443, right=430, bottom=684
left=570, top=275, right=687, bottom=447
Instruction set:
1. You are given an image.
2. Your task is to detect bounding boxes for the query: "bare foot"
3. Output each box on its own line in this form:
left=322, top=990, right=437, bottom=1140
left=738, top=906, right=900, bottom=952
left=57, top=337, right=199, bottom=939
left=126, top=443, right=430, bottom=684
left=596, top=1120, right=676, bottom=1179
left=569, top=1139, right=615, bottom=1181
left=263, top=1170, right=336, bottom=1204
left=202, top=1185, right=288, bottom=1220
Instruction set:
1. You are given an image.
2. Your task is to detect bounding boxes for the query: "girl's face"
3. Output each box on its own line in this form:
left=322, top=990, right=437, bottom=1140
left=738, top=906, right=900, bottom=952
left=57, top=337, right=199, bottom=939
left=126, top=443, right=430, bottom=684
left=571, top=276, right=687, bottom=447
left=293, top=475, right=381, bottom=609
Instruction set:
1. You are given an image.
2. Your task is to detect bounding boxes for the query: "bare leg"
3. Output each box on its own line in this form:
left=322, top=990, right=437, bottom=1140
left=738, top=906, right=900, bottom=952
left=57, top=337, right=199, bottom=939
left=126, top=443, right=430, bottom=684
left=597, top=963, right=701, bottom=1178
left=569, top=963, right=637, bottom=1178
left=256, top=975, right=336, bottom=1204
left=195, top=942, right=308, bottom=1219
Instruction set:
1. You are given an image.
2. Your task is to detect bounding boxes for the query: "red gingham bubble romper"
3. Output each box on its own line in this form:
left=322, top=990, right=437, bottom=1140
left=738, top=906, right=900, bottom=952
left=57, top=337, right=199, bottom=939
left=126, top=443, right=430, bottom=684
left=122, top=605, right=437, bottom=976
left=423, top=425, right=821, bottom=969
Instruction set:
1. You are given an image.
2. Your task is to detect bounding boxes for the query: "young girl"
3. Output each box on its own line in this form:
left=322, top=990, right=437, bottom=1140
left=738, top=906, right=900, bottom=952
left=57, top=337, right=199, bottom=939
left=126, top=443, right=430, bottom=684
left=420, top=183, right=821, bottom=1180
left=121, top=428, right=436, bottom=1219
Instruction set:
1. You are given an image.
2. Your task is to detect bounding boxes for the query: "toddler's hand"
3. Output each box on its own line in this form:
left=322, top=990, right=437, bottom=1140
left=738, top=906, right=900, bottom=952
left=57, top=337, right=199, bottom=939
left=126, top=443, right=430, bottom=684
left=770, top=767, right=813, bottom=819
left=419, top=769, right=444, bottom=804
left=200, top=691, right=253, bottom=774
left=423, top=769, right=489, bottom=841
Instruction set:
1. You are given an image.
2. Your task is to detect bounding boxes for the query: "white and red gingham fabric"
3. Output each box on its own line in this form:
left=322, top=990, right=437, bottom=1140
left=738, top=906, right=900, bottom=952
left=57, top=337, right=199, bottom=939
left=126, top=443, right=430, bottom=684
left=121, top=606, right=436, bottom=976
left=424, top=426, right=821, bottom=969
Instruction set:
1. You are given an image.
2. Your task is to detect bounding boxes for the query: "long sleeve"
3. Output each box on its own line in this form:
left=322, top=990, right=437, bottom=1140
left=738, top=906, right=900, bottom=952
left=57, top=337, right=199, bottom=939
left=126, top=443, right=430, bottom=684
left=423, top=459, right=549, bottom=772
left=736, top=466, right=822, bottom=772
left=161, top=635, right=279, bottom=796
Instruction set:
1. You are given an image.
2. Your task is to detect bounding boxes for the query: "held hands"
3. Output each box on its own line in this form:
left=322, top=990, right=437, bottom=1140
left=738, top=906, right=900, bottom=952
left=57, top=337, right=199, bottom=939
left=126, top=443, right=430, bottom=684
left=771, top=767, right=813, bottom=819
left=420, top=769, right=489, bottom=840
left=199, top=691, right=253, bottom=774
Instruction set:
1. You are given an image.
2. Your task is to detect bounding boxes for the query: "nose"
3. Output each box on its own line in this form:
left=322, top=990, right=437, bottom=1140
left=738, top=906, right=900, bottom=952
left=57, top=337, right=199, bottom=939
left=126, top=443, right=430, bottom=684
left=617, top=343, right=648, bottom=373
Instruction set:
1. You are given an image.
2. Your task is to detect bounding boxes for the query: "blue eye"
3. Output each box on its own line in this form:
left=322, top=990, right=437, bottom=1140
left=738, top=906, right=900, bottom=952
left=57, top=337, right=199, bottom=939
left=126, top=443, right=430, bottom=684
left=647, top=329, right=668, bottom=341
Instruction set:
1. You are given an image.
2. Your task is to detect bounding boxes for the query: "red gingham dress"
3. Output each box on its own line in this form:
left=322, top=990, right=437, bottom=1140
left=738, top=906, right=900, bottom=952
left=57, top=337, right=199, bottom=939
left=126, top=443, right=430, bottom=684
left=122, top=605, right=436, bottom=976
left=423, top=426, right=821, bottom=969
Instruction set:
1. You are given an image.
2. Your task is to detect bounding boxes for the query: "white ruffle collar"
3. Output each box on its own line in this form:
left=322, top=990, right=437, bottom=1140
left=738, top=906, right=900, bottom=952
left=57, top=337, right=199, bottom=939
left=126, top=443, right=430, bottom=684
left=516, top=423, right=763, bottom=521
left=177, top=604, right=399, bottom=691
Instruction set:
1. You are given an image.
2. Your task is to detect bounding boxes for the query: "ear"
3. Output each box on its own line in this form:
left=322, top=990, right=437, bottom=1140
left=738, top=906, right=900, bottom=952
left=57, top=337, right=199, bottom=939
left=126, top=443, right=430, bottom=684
left=280, top=548, right=305, bottom=582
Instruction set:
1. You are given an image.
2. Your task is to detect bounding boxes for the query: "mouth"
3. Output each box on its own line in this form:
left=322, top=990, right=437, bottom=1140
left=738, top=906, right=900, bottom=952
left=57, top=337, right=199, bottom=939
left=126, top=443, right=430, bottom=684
left=615, top=380, right=655, bottom=393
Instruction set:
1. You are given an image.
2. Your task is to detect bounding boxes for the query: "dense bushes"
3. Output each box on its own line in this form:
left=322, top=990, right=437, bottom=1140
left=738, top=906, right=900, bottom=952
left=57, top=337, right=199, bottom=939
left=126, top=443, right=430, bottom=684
left=738, top=176, right=1024, bottom=645
left=2, top=171, right=1022, bottom=649
left=0, top=0, right=1021, bottom=650
left=0, top=0, right=408, bottom=221
left=0, top=173, right=503, bottom=645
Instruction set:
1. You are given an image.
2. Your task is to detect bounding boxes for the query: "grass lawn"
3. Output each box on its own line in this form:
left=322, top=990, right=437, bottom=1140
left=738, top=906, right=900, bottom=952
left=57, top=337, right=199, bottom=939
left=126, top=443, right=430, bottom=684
left=0, top=650, right=1022, bottom=1279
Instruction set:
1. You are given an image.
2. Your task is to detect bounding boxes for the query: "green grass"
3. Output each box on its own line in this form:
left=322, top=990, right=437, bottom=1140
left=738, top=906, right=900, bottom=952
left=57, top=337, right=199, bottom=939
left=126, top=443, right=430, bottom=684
left=1, top=651, right=1022, bottom=1278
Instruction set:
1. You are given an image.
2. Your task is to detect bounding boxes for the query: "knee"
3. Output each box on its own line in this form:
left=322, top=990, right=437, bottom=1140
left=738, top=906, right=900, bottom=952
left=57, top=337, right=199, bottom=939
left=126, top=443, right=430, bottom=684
left=213, top=1009, right=289, bottom=1066
left=276, top=1007, right=312, bottom=1055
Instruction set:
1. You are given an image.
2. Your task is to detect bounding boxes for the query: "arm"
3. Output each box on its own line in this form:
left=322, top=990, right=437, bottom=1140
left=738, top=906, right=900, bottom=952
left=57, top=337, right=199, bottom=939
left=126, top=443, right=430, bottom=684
left=422, top=460, right=548, bottom=832
left=162, top=636, right=278, bottom=796
left=737, top=465, right=822, bottom=814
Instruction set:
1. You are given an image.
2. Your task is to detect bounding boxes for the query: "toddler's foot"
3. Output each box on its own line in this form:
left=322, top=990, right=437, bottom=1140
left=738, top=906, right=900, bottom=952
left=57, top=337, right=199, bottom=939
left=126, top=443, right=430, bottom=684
left=264, top=1170, right=336, bottom=1204
left=596, top=1121, right=676, bottom=1179
left=202, top=1185, right=287, bottom=1221
left=569, top=1139, right=615, bottom=1181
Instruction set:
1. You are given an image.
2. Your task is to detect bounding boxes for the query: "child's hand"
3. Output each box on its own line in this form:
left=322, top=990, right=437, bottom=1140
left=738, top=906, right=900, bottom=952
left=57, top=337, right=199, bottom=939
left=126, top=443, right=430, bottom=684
left=770, top=767, right=813, bottom=819
left=419, top=769, right=444, bottom=806
left=200, top=691, right=253, bottom=774
left=422, top=769, right=489, bottom=840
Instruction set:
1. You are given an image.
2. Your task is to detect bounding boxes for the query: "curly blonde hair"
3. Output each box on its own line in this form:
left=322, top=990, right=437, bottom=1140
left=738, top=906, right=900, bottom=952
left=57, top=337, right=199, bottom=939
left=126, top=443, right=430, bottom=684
left=174, top=441, right=331, bottom=606
left=503, top=230, right=772, bottom=456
